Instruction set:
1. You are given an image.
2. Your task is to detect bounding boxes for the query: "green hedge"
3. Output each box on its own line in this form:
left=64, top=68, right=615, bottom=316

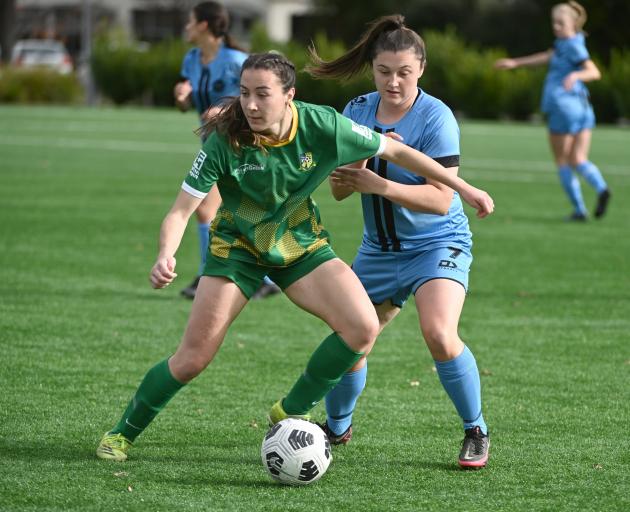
left=0, top=68, right=83, bottom=104
left=88, top=26, right=629, bottom=122
left=91, top=35, right=187, bottom=106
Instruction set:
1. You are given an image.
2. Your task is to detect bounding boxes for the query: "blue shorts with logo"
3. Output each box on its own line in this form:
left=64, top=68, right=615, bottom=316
left=546, top=95, right=595, bottom=134
left=352, top=245, right=472, bottom=308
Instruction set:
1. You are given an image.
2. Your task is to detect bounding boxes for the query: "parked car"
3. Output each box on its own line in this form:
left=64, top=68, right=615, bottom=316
left=11, top=40, right=73, bottom=74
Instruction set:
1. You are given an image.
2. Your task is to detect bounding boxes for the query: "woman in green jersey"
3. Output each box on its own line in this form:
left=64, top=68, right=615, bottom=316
left=96, top=52, right=494, bottom=462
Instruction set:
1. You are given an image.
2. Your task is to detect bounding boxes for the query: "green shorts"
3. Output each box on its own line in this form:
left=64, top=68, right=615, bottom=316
left=202, top=244, right=337, bottom=299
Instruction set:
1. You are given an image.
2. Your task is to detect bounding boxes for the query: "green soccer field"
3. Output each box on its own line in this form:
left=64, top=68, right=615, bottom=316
left=1, top=105, right=629, bottom=511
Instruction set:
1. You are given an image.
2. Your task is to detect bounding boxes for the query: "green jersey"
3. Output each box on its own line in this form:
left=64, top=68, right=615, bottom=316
left=183, top=100, right=385, bottom=267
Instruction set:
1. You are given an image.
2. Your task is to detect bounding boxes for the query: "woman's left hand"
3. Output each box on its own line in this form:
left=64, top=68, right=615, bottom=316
left=458, top=184, right=495, bottom=218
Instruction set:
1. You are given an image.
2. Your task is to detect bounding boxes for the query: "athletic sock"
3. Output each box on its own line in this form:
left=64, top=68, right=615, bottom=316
left=575, top=161, right=608, bottom=193
left=325, top=363, right=367, bottom=435
left=282, top=333, right=364, bottom=415
left=197, top=222, right=211, bottom=275
left=435, top=346, right=487, bottom=435
left=111, top=359, right=185, bottom=441
left=558, top=165, right=587, bottom=215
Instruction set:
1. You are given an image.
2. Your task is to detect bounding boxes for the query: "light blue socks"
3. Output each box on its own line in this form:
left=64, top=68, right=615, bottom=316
left=575, top=161, right=607, bottom=194
left=558, top=165, right=587, bottom=215
left=435, top=346, right=487, bottom=434
left=325, top=363, right=367, bottom=435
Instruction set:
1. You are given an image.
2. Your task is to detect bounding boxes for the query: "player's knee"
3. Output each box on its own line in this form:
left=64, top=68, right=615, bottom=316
left=422, top=325, right=455, bottom=352
left=341, top=314, right=379, bottom=352
left=169, top=351, right=213, bottom=382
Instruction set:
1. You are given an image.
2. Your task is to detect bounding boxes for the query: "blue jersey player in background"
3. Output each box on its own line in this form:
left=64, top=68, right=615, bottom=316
left=495, top=1, right=610, bottom=222
left=174, top=2, right=280, bottom=299
left=308, top=15, right=490, bottom=468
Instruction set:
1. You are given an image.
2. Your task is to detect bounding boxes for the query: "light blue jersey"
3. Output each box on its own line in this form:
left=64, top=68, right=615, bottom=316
left=343, top=89, right=471, bottom=253
left=180, top=44, right=248, bottom=116
left=541, top=33, right=591, bottom=115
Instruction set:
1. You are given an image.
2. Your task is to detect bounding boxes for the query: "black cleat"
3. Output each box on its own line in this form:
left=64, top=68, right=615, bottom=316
left=458, top=426, right=490, bottom=469
left=594, top=189, right=611, bottom=219
left=317, top=422, right=352, bottom=445
left=180, top=276, right=201, bottom=299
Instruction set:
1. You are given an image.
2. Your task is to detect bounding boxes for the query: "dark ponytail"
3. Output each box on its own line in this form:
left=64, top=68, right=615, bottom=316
left=306, top=14, right=426, bottom=80
left=193, top=1, right=246, bottom=52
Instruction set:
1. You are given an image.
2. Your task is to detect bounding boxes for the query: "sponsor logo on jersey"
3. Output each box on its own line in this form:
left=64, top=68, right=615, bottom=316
left=350, top=120, right=373, bottom=140
left=189, top=149, right=207, bottom=179
left=350, top=96, right=367, bottom=105
left=234, top=163, right=265, bottom=177
left=299, top=152, right=316, bottom=171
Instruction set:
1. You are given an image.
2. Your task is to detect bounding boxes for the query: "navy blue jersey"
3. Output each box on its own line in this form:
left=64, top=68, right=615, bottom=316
left=180, top=44, right=248, bottom=116
left=542, top=33, right=590, bottom=113
left=343, top=89, right=471, bottom=252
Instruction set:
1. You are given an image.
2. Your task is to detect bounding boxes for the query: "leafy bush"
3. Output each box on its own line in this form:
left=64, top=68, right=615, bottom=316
left=0, top=67, right=83, bottom=104
left=608, top=48, right=630, bottom=120
left=89, top=24, right=627, bottom=122
left=91, top=32, right=187, bottom=106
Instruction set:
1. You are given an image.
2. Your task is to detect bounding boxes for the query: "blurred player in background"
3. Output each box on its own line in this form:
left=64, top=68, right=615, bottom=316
left=495, top=1, right=611, bottom=221
left=96, top=52, right=494, bottom=463
left=308, top=14, right=491, bottom=469
left=174, top=1, right=279, bottom=299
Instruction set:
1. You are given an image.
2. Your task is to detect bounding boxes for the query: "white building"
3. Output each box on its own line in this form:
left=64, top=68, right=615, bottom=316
left=14, top=0, right=314, bottom=53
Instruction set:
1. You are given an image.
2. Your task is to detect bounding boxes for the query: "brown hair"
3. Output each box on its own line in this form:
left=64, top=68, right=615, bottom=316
left=196, top=52, right=296, bottom=151
left=306, top=14, right=426, bottom=80
left=193, top=1, right=246, bottom=52
left=553, top=1, right=588, bottom=32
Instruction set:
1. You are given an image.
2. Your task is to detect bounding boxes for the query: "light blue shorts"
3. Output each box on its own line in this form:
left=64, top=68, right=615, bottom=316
left=546, top=95, right=595, bottom=134
left=352, top=245, right=472, bottom=308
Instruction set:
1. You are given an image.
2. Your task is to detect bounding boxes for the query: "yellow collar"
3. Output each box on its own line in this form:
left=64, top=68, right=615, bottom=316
left=265, top=102, right=298, bottom=147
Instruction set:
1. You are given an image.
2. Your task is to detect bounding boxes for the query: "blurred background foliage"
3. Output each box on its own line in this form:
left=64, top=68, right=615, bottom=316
left=2, top=0, right=629, bottom=122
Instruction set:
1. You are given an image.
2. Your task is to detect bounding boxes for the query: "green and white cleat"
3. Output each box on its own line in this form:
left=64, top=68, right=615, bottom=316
left=267, top=399, right=311, bottom=426
left=96, top=432, right=132, bottom=461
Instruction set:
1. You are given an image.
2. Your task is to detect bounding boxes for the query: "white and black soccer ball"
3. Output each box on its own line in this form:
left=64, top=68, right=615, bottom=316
left=261, top=418, right=332, bottom=485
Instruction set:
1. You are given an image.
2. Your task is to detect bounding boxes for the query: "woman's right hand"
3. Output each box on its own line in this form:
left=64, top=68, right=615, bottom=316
left=494, top=58, right=517, bottom=70
left=150, top=256, right=178, bottom=289
left=174, top=81, right=193, bottom=110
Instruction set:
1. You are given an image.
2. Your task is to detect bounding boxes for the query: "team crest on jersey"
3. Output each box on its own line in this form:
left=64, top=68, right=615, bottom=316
left=299, top=152, right=316, bottom=171
left=189, top=150, right=207, bottom=179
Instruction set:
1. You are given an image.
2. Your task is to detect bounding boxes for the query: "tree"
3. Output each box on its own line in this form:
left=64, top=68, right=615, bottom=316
left=0, top=0, right=17, bottom=63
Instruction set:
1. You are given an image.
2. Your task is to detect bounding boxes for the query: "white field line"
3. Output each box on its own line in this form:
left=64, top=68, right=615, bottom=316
left=0, top=135, right=627, bottom=180
left=0, top=135, right=197, bottom=155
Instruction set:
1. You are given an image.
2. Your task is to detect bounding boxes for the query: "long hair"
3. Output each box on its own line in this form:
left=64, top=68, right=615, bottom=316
left=306, top=14, right=426, bottom=80
left=196, top=53, right=296, bottom=152
left=193, top=1, right=246, bottom=52
left=553, top=1, right=588, bottom=32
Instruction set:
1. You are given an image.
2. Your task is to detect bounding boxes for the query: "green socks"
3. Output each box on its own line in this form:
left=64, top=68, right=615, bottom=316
left=111, top=359, right=185, bottom=441
left=282, top=332, right=364, bottom=415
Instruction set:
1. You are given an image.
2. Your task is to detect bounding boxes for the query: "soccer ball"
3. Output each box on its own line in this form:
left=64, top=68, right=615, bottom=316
left=261, top=418, right=332, bottom=485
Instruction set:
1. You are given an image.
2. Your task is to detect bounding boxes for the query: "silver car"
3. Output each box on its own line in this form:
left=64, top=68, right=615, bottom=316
left=11, top=39, right=73, bottom=74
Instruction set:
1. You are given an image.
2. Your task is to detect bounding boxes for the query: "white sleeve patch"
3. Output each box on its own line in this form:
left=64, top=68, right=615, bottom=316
left=350, top=120, right=373, bottom=140
left=375, top=133, right=387, bottom=157
left=181, top=181, right=207, bottom=199
left=188, top=149, right=207, bottom=179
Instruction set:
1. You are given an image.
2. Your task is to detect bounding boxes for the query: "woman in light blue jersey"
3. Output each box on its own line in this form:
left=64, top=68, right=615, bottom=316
left=174, top=2, right=280, bottom=299
left=308, top=15, right=490, bottom=468
left=495, top=1, right=610, bottom=221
